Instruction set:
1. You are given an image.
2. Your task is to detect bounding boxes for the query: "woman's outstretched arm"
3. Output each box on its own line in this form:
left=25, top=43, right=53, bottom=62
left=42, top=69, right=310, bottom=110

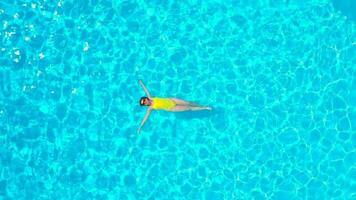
left=137, top=108, right=152, bottom=134
left=139, top=80, right=151, bottom=98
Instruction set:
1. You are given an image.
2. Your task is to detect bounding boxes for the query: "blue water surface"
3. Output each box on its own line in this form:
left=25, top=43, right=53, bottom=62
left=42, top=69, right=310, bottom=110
left=0, top=0, right=355, bottom=199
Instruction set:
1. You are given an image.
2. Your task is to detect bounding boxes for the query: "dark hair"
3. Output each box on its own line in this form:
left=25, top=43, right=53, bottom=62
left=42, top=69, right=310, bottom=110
left=139, top=97, right=149, bottom=106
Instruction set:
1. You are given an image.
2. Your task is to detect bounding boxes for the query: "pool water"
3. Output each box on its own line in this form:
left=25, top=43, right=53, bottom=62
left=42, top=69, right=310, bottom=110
left=0, top=0, right=355, bottom=199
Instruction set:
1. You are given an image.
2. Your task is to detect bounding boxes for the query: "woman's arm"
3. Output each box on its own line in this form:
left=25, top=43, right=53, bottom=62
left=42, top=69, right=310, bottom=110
left=139, top=80, right=151, bottom=98
left=137, top=108, right=152, bottom=134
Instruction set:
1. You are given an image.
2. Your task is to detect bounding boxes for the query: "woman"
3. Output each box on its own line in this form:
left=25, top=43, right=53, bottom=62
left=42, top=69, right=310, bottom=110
left=137, top=80, right=211, bottom=133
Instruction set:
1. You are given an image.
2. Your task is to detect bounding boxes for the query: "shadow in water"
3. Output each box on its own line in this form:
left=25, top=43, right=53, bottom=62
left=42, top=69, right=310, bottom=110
left=175, top=107, right=224, bottom=120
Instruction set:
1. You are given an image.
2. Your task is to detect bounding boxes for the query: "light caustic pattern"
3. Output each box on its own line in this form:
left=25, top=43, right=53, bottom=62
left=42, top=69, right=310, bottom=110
left=0, top=0, right=355, bottom=199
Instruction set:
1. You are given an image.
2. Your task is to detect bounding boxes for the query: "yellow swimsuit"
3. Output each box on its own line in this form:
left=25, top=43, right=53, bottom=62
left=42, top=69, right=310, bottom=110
left=151, top=98, right=176, bottom=110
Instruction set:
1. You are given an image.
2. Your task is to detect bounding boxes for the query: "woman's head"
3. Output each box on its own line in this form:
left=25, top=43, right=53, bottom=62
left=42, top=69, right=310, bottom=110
left=139, top=97, right=151, bottom=106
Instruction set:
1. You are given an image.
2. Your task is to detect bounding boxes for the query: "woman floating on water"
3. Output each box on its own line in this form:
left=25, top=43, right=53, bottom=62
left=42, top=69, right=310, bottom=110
left=137, top=80, right=212, bottom=133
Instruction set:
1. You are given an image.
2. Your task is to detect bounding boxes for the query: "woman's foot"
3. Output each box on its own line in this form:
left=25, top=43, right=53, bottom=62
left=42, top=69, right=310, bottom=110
left=205, top=107, right=212, bottom=111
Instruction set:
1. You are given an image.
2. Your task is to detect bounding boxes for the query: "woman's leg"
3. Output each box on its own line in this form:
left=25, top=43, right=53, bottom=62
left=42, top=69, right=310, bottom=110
left=171, top=98, right=203, bottom=107
left=170, top=105, right=212, bottom=112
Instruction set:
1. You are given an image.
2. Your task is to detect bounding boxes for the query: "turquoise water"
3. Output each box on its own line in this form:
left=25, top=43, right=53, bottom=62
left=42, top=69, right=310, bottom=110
left=0, top=0, right=355, bottom=199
